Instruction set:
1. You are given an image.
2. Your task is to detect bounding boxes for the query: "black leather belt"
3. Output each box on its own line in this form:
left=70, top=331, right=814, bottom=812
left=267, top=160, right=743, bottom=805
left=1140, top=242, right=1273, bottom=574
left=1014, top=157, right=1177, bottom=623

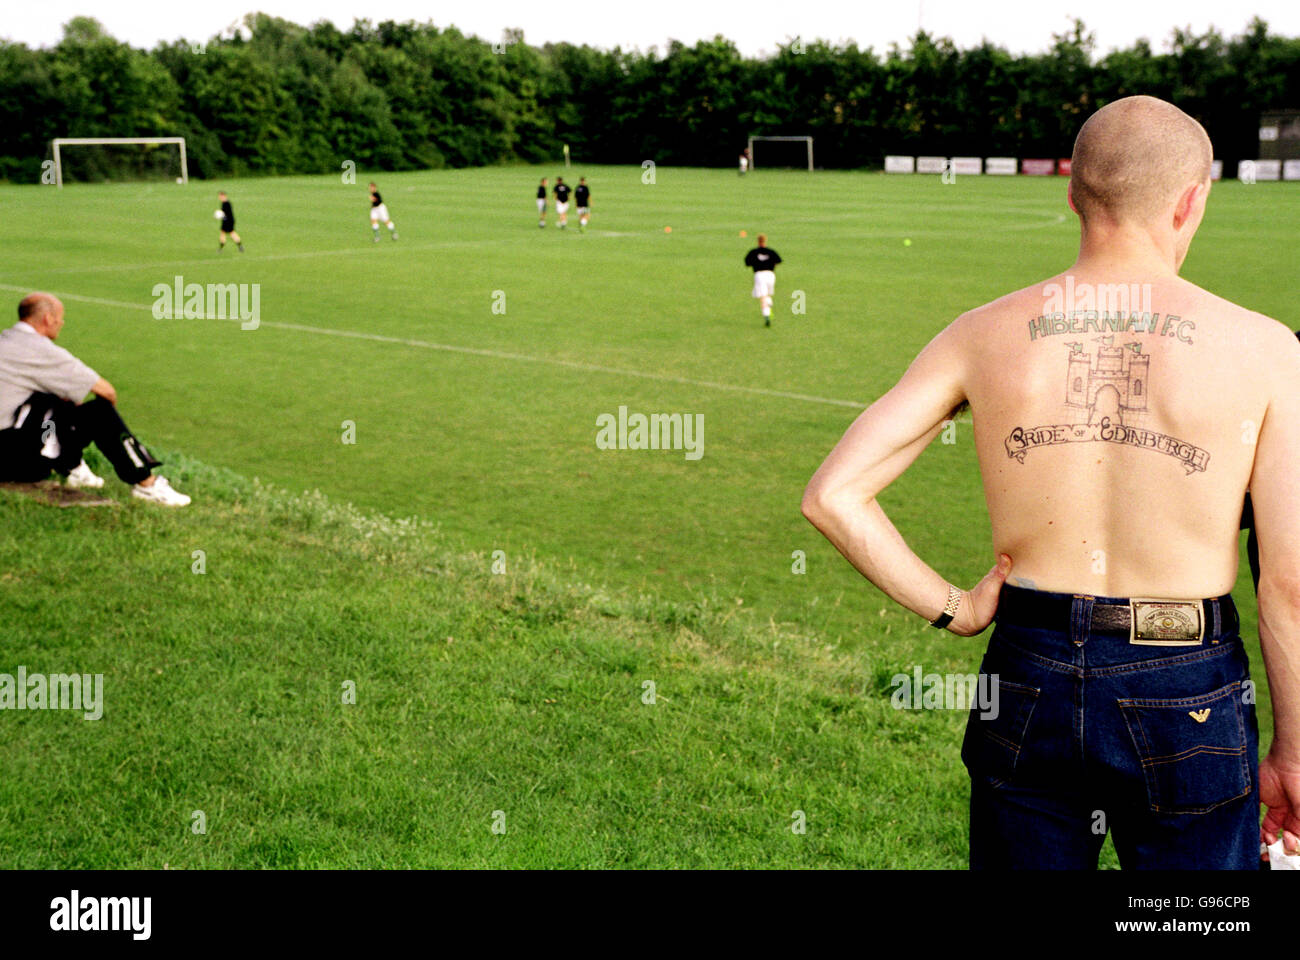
left=997, top=586, right=1237, bottom=644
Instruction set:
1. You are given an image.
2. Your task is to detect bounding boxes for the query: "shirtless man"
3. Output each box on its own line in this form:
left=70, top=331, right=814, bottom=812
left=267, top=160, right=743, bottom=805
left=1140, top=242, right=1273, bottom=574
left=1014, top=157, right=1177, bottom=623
left=802, top=96, right=1300, bottom=869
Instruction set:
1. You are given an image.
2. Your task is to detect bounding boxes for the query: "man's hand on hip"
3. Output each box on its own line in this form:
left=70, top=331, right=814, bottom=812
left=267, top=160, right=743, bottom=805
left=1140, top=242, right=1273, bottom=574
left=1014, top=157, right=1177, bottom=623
left=947, top=554, right=1013, bottom=637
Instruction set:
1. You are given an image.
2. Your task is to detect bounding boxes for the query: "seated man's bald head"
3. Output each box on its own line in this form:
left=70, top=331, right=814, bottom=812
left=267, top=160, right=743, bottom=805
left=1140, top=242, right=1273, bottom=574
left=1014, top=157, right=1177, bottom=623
left=18, top=292, right=61, bottom=323
left=1070, top=95, right=1212, bottom=225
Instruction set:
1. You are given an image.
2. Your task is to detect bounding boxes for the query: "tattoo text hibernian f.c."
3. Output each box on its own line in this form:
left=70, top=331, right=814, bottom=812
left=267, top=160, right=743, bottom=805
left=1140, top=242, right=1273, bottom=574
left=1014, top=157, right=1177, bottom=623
left=1028, top=311, right=1195, bottom=345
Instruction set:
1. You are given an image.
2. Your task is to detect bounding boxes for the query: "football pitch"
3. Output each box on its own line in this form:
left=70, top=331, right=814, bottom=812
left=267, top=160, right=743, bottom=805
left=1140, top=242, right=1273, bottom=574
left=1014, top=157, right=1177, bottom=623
left=0, top=165, right=1295, bottom=867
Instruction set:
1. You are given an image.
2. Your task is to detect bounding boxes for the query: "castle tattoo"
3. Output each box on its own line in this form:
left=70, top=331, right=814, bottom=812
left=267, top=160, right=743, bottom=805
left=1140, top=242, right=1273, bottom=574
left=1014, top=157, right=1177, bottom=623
left=1004, top=336, right=1210, bottom=475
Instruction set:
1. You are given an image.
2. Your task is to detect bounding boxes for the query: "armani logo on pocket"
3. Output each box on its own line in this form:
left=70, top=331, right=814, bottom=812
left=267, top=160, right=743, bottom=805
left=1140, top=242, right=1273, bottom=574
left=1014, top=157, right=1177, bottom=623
left=1188, top=709, right=1211, bottom=723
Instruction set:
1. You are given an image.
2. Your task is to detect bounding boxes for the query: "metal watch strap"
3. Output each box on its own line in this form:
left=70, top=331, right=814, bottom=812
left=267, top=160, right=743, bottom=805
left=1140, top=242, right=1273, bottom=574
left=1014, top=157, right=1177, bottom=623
left=929, top=584, right=961, bottom=629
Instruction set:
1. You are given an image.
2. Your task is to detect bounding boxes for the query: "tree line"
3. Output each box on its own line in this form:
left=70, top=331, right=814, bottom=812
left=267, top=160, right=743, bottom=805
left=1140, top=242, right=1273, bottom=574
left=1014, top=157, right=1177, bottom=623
left=0, top=13, right=1297, bottom=181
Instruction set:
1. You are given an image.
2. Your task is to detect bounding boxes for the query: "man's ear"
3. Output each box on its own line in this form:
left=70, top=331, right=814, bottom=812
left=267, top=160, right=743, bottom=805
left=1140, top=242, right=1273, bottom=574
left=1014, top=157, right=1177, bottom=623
left=1172, top=179, right=1207, bottom=230
left=1066, top=180, right=1079, bottom=216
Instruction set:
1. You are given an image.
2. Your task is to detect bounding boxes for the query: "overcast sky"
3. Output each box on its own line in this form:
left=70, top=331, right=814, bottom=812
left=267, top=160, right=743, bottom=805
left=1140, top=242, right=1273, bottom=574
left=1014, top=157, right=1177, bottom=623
left=4, top=1, right=1298, bottom=56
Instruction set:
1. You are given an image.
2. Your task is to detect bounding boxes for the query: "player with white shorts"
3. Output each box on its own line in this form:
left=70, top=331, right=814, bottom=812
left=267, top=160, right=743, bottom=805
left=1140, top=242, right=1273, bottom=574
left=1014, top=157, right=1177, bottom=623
left=536, top=178, right=548, bottom=227
left=743, top=234, right=782, bottom=327
left=368, top=182, right=398, bottom=242
left=553, top=177, right=572, bottom=229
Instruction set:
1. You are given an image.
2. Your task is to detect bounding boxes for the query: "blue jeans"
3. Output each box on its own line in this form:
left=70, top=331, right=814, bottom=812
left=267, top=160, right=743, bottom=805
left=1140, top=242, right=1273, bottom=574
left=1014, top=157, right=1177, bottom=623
left=963, top=586, right=1260, bottom=869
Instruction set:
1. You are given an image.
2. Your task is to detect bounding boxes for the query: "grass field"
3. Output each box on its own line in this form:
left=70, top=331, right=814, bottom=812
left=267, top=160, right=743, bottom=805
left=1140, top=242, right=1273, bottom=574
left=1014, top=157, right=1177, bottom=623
left=0, top=164, right=1295, bottom=867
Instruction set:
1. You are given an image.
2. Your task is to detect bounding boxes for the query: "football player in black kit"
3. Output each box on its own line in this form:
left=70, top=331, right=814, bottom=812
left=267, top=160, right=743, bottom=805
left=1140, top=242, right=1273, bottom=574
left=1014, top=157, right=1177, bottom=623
left=553, top=177, right=572, bottom=229
left=536, top=178, right=548, bottom=228
left=575, top=177, right=591, bottom=231
left=368, top=182, right=398, bottom=242
left=217, top=192, right=243, bottom=252
left=743, top=234, right=782, bottom=327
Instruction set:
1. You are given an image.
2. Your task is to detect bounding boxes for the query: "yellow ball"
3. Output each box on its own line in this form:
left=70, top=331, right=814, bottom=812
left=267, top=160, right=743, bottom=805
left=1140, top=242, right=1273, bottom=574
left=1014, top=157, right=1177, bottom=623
left=903, top=238, right=912, bottom=246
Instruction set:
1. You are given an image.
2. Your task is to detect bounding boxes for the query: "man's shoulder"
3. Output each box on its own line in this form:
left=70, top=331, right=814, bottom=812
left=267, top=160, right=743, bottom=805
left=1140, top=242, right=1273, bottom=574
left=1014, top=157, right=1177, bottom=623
left=942, top=283, right=1043, bottom=340
left=964, top=279, right=1051, bottom=317
left=0, top=328, right=87, bottom=381
left=0, top=322, right=50, bottom=351
left=1173, top=278, right=1298, bottom=362
left=1187, top=281, right=1286, bottom=332
left=1250, top=311, right=1300, bottom=383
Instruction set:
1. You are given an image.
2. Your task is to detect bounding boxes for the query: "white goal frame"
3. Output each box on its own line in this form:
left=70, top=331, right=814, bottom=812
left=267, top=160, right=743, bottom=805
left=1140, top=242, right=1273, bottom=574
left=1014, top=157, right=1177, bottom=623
left=747, top=135, right=813, bottom=171
left=50, top=137, right=188, bottom=187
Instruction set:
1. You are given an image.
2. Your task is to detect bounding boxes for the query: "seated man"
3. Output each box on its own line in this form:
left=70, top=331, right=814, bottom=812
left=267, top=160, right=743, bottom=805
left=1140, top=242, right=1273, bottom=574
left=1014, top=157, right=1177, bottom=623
left=0, top=293, right=190, bottom=506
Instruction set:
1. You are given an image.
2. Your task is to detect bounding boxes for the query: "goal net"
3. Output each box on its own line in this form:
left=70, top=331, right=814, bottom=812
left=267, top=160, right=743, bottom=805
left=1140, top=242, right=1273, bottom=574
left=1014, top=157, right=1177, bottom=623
left=747, top=136, right=814, bottom=171
left=49, top=137, right=188, bottom=186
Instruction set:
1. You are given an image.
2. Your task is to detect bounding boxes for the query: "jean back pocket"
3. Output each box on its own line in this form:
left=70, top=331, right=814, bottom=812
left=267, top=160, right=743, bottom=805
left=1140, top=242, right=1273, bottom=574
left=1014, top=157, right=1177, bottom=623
left=960, top=678, right=1039, bottom=789
left=1118, top=681, right=1251, bottom=815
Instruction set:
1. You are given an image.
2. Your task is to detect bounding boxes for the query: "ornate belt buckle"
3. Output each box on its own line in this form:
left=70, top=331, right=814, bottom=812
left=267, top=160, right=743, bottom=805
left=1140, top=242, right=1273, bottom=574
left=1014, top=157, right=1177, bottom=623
left=1129, top=599, right=1204, bottom=645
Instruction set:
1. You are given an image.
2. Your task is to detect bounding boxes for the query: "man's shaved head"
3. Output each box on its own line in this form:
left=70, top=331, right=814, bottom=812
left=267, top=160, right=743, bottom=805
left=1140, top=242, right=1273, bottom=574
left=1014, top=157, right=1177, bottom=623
left=1070, top=95, right=1212, bottom=225
left=18, top=292, right=61, bottom=323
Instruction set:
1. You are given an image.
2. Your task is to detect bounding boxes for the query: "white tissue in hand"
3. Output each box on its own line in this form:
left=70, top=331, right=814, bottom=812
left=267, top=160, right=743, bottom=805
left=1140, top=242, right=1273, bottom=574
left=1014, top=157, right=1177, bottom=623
left=1267, top=838, right=1300, bottom=870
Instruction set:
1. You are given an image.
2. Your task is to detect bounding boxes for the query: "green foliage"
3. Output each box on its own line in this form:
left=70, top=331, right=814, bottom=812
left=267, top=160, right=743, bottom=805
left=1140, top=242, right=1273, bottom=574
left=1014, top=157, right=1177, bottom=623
left=0, top=14, right=1298, bottom=178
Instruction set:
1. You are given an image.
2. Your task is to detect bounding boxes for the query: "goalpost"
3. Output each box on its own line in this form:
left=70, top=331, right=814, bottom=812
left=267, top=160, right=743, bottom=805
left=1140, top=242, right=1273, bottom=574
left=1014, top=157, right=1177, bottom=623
left=747, top=135, right=814, bottom=171
left=50, top=137, right=188, bottom=187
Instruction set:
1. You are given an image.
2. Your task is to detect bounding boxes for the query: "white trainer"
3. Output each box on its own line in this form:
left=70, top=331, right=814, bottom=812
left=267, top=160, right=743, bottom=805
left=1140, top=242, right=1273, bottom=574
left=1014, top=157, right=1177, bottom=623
left=132, top=475, right=191, bottom=507
left=65, top=460, right=105, bottom=489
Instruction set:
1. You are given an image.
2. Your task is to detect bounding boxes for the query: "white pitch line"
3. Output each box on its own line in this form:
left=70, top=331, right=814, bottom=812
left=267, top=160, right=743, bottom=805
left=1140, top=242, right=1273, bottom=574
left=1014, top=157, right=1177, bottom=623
left=12, top=211, right=1064, bottom=278
left=26, top=236, right=519, bottom=276
left=20, top=228, right=664, bottom=276
left=0, top=283, right=866, bottom=409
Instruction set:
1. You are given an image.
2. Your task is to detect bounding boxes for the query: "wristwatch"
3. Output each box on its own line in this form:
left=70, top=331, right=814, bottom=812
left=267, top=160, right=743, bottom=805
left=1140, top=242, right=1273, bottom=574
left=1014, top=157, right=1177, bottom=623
left=929, top=584, right=962, bottom=629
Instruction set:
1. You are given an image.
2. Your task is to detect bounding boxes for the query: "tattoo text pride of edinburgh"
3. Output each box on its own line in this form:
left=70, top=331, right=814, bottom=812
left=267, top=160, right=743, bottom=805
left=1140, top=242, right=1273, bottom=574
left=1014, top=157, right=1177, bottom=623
left=1003, top=335, right=1210, bottom=474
